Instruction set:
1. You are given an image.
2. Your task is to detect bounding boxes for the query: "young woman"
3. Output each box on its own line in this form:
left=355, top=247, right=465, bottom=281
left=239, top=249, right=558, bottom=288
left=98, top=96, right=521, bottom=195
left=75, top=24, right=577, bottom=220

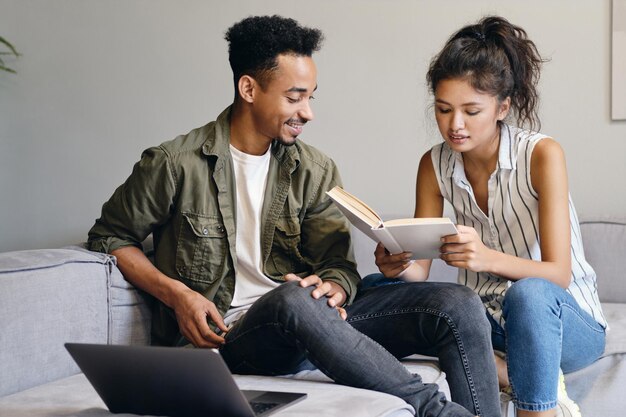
left=371, top=16, right=607, bottom=417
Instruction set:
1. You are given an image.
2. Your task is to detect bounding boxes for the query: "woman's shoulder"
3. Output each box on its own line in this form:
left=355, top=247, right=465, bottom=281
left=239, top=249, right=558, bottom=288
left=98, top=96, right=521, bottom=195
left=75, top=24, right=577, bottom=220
left=429, top=141, right=453, bottom=162
left=531, top=136, right=565, bottom=163
left=504, top=124, right=559, bottom=161
left=506, top=123, right=552, bottom=144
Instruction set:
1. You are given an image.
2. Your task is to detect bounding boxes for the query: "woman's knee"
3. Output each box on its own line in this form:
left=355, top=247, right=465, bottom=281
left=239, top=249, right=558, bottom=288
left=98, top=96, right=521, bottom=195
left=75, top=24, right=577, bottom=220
left=504, top=278, right=557, bottom=311
left=502, top=278, right=563, bottom=329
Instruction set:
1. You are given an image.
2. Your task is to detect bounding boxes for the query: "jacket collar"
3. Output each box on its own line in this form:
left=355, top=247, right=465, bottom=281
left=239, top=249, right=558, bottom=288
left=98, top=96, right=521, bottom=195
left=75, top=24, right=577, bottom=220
left=201, top=106, right=232, bottom=159
left=201, top=105, right=301, bottom=173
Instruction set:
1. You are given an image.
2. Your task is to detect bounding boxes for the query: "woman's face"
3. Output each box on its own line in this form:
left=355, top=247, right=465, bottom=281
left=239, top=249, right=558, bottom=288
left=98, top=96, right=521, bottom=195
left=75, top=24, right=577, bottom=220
left=434, top=78, right=510, bottom=155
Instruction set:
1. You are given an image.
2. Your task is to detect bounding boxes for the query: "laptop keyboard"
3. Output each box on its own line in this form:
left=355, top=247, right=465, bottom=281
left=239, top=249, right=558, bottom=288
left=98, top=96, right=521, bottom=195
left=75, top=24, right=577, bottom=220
left=250, top=401, right=279, bottom=415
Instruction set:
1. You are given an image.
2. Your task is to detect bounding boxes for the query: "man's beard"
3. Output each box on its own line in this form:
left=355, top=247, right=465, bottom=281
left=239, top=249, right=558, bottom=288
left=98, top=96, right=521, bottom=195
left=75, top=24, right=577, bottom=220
left=274, top=136, right=297, bottom=146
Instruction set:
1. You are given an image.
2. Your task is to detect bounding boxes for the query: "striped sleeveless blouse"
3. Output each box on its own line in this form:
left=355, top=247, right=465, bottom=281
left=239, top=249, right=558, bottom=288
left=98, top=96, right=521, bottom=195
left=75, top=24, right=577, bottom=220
left=431, top=124, right=607, bottom=328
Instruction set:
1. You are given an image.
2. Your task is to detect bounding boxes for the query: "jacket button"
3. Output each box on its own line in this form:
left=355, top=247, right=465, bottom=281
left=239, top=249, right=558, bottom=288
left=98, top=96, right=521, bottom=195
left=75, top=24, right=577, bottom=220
left=202, top=228, right=209, bottom=235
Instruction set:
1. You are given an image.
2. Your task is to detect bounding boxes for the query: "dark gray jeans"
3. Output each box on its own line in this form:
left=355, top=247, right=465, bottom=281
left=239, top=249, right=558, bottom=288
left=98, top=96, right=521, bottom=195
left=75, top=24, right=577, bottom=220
left=219, top=280, right=500, bottom=417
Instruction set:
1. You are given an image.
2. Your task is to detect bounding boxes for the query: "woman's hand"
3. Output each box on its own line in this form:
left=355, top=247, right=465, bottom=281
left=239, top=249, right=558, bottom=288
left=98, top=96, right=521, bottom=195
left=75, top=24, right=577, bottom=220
left=440, top=224, right=495, bottom=272
left=374, top=242, right=412, bottom=278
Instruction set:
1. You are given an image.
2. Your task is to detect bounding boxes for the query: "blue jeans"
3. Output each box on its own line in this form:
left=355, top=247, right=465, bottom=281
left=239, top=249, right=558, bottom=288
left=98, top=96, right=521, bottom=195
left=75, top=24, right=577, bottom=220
left=489, top=278, right=606, bottom=412
left=219, top=279, right=501, bottom=417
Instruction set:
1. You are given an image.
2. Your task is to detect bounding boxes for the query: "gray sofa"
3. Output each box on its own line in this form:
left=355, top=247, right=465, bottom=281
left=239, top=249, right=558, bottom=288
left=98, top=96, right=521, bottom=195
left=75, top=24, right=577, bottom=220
left=0, top=219, right=624, bottom=417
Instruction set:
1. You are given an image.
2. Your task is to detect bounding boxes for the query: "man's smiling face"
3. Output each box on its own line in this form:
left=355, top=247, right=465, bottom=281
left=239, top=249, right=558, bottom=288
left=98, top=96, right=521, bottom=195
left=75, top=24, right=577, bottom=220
left=251, top=54, right=317, bottom=146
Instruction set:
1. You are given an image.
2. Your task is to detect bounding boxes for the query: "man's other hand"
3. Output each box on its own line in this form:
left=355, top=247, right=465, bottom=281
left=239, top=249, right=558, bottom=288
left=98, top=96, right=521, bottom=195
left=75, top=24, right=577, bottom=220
left=172, top=287, right=229, bottom=348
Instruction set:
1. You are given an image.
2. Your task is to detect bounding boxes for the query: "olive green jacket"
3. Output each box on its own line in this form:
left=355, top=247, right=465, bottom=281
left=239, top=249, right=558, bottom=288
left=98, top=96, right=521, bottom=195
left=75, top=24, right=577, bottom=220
left=88, top=106, right=360, bottom=345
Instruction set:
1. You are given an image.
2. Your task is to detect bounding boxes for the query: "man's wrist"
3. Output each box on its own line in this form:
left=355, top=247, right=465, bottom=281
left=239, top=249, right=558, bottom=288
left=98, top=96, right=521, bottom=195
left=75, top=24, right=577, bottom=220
left=159, top=277, right=192, bottom=310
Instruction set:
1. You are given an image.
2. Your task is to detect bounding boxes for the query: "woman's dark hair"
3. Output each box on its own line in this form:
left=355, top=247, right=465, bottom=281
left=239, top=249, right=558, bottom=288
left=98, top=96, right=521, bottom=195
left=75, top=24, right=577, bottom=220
left=225, top=15, right=323, bottom=93
left=427, top=16, right=546, bottom=131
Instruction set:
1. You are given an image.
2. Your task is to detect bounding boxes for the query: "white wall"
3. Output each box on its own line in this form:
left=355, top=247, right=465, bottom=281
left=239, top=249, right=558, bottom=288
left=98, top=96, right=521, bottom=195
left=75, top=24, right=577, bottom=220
left=1, top=0, right=625, bottom=252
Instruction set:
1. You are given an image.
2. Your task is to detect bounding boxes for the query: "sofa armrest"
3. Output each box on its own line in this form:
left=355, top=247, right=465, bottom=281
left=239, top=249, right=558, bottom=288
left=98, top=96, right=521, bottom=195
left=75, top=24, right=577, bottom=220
left=0, top=248, right=111, bottom=396
left=0, top=246, right=152, bottom=398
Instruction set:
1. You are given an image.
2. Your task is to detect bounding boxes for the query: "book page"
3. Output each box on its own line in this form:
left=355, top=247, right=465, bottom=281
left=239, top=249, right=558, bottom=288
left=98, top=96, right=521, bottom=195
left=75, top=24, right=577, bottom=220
left=327, top=187, right=382, bottom=228
left=380, top=221, right=458, bottom=259
left=326, top=187, right=457, bottom=258
left=383, top=217, right=454, bottom=227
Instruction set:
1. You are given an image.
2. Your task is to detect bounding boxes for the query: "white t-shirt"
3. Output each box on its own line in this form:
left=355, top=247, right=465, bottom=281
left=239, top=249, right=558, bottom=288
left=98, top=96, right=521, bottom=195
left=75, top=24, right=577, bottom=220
left=226, top=144, right=278, bottom=323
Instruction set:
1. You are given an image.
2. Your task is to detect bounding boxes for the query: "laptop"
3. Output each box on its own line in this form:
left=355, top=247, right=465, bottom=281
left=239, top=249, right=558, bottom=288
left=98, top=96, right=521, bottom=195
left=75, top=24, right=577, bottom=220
left=65, top=343, right=307, bottom=417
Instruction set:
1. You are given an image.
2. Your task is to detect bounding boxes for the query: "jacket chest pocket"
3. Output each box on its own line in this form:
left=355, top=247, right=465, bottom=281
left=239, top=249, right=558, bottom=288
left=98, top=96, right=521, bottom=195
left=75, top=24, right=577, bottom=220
left=270, top=215, right=306, bottom=272
left=176, top=212, right=228, bottom=284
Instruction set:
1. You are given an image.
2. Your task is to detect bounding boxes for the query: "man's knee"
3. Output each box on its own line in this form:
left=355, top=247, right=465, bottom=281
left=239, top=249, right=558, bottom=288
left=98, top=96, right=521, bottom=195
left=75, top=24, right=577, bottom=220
left=261, top=281, right=327, bottom=317
left=445, top=284, right=489, bottom=328
left=432, top=283, right=484, bottom=316
left=397, top=282, right=487, bottom=328
left=400, top=283, right=491, bottom=341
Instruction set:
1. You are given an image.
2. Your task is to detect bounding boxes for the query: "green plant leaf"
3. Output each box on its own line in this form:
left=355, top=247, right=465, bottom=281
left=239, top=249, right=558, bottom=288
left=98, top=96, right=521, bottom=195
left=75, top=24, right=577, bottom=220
left=0, top=35, right=20, bottom=73
left=0, top=36, right=19, bottom=57
left=0, top=65, right=17, bottom=74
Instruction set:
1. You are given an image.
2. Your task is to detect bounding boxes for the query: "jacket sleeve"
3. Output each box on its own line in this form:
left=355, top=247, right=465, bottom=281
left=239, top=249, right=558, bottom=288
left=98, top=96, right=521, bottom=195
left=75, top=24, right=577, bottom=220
left=300, top=158, right=361, bottom=304
left=87, top=146, right=177, bottom=254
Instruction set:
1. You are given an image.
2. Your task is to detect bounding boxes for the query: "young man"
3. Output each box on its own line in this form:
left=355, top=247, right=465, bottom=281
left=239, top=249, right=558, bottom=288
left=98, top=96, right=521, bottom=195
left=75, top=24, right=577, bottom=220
left=88, top=15, right=499, bottom=417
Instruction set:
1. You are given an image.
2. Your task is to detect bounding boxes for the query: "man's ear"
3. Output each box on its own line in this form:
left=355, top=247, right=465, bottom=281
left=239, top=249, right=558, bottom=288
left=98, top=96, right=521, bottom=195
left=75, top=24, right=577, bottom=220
left=238, top=75, right=256, bottom=103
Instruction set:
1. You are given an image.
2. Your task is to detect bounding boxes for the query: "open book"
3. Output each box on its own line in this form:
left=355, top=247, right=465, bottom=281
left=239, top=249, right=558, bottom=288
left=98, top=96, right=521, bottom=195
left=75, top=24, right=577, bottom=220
left=326, top=186, right=458, bottom=260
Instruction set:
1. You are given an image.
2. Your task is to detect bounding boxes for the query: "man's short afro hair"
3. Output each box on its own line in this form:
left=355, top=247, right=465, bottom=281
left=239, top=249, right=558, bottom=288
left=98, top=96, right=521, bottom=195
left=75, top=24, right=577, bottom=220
left=225, top=15, right=323, bottom=88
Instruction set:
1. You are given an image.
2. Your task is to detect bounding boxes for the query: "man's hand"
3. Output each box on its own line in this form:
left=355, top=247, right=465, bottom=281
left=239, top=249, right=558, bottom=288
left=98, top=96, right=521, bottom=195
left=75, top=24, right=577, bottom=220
left=284, top=273, right=348, bottom=320
left=172, top=287, right=229, bottom=348
left=111, top=246, right=228, bottom=348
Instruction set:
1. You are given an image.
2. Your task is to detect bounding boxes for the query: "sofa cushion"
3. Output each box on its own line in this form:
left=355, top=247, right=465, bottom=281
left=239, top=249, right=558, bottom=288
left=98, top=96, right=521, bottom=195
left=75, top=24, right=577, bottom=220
left=565, top=353, right=626, bottom=417
left=580, top=220, right=626, bottom=303
left=0, top=248, right=111, bottom=397
left=603, top=302, right=626, bottom=356
left=0, top=372, right=417, bottom=417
